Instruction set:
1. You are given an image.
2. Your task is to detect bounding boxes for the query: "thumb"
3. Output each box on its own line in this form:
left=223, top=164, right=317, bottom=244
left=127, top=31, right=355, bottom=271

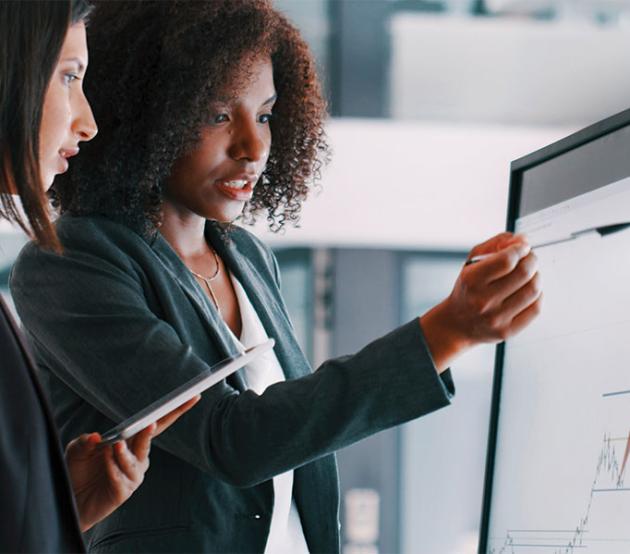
left=469, top=233, right=529, bottom=259
left=501, top=233, right=528, bottom=249
left=66, top=432, right=101, bottom=457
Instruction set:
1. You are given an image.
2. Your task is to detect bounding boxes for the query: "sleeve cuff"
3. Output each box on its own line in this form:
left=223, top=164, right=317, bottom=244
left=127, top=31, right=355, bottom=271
left=412, top=318, right=456, bottom=400
left=438, top=369, right=455, bottom=399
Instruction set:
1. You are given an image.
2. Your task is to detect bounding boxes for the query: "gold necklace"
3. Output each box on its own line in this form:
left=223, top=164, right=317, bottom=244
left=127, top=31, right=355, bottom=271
left=189, top=248, right=222, bottom=315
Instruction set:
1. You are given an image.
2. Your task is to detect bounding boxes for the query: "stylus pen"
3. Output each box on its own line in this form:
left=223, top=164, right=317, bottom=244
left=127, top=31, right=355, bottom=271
left=464, top=222, right=630, bottom=266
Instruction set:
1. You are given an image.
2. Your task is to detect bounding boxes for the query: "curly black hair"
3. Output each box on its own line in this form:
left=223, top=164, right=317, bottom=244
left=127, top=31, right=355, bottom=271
left=52, top=0, right=329, bottom=235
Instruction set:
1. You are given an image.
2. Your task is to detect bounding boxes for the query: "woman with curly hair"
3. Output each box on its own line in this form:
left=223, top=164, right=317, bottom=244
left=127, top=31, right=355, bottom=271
left=11, top=1, right=540, bottom=552
left=0, top=1, right=198, bottom=550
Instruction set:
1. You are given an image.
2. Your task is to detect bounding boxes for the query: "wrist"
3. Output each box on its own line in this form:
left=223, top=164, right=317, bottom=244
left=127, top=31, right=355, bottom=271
left=79, top=517, right=91, bottom=533
left=73, top=493, right=95, bottom=532
left=419, top=298, right=473, bottom=373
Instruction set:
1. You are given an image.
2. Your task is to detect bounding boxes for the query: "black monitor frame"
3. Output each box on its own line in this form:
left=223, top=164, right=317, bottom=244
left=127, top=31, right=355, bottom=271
left=477, top=107, right=630, bottom=553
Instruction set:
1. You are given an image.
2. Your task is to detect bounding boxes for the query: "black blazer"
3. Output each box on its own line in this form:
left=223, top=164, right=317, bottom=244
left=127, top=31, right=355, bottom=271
left=11, top=215, right=454, bottom=553
left=0, top=297, right=85, bottom=553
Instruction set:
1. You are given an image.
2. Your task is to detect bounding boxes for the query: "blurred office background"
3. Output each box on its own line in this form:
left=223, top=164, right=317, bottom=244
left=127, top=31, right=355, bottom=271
left=3, top=0, right=630, bottom=552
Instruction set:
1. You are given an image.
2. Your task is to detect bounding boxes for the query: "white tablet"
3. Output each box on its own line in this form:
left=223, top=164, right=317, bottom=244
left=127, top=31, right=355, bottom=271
left=100, top=338, right=275, bottom=444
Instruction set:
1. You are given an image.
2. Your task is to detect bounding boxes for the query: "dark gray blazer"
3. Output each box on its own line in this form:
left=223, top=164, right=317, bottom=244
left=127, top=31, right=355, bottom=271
left=0, top=297, right=85, bottom=553
left=11, top=215, right=454, bottom=554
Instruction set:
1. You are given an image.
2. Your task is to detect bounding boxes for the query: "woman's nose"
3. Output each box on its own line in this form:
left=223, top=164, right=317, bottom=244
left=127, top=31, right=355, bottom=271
left=72, top=91, right=98, bottom=142
left=228, top=121, right=268, bottom=163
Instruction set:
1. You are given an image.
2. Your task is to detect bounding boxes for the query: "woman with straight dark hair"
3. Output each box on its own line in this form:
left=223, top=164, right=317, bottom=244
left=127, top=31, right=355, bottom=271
left=0, top=2, right=197, bottom=551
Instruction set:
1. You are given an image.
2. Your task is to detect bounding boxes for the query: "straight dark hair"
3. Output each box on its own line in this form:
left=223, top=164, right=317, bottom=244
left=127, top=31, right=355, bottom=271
left=0, top=0, right=91, bottom=251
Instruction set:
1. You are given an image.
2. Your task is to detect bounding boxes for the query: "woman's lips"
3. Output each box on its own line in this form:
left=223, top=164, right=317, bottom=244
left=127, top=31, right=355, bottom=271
left=57, top=153, right=70, bottom=173
left=215, top=180, right=255, bottom=202
left=57, top=148, right=79, bottom=174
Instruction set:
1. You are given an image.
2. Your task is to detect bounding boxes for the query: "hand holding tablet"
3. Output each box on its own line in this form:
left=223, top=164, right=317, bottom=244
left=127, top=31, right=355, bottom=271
left=100, top=339, right=275, bottom=444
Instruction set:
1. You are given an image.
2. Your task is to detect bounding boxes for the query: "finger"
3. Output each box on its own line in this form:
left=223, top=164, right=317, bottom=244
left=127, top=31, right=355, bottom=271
left=112, top=440, right=145, bottom=483
left=466, top=242, right=531, bottom=284
left=101, top=443, right=125, bottom=493
left=128, top=423, right=156, bottom=460
left=498, top=271, right=542, bottom=322
left=153, top=395, right=201, bottom=437
left=487, top=252, right=538, bottom=300
left=65, top=435, right=85, bottom=456
left=503, top=294, right=543, bottom=339
left=65, top=432, right=100, bottom=458
left=102, top=443, right=136, bottom=504
left=468, top=232, right=515, bottom=258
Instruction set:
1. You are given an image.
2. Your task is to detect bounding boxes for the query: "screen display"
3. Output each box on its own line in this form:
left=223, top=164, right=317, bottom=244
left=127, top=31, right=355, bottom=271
left=486, top=123, right=630, bottom=553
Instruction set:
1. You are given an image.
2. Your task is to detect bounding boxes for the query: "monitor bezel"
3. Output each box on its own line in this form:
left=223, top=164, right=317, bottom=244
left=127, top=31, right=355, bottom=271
left=477, top=107, right=630, bottom=553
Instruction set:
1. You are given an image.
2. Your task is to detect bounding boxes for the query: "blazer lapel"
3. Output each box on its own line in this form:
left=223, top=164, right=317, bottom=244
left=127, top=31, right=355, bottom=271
left=206, top=223, right=311, bottom=381
left=149, top=232, right=243, bottom=360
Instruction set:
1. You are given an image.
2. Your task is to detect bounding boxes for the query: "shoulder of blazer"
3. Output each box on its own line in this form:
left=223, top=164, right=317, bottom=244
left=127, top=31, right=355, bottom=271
left=15, top=215, right=146, bottom=261
left=12, top=216, right=282, bottom=294
left=10, top=216, right=145, bottom=303
left=12, top=216, right=158, bottom=283
left=57, top=215, right=155, bottom=260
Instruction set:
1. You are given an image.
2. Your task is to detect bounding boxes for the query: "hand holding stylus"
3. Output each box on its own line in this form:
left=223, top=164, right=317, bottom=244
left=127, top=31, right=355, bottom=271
left=420, top=232, right=541, bottom=372
left=466, top=222, right=630, bottom=265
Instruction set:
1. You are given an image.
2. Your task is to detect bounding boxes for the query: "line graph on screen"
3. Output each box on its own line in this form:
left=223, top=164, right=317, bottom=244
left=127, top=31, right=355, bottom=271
left=490, top=391, right=630, bottom=554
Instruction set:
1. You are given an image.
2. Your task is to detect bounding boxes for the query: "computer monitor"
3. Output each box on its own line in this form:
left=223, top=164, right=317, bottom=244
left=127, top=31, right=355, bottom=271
left=479, top=108, right=630, bottom=554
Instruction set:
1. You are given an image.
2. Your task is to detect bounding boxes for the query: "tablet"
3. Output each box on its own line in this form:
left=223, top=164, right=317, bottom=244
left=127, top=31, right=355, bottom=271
left=100, top=338, right=275, bottom=444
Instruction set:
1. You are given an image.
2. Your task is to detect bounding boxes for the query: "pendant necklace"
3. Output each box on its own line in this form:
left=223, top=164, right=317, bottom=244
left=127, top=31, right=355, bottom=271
left=189, top=247, right=222, bottom=316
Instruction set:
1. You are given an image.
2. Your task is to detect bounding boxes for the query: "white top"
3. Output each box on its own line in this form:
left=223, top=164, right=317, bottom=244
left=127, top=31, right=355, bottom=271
left=228, top=274, right=310, bottom=554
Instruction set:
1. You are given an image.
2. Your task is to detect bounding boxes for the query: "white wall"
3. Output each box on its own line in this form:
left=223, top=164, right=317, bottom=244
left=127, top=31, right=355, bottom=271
left=254, top=118, right=575, bottom=251
left=389, top=14, right=630, bottom=126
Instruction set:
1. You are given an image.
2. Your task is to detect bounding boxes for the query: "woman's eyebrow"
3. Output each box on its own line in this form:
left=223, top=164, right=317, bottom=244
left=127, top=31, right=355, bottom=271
left=210, top=93, right=277, bottom=106
left=60, top=57, right=86, bottom=73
